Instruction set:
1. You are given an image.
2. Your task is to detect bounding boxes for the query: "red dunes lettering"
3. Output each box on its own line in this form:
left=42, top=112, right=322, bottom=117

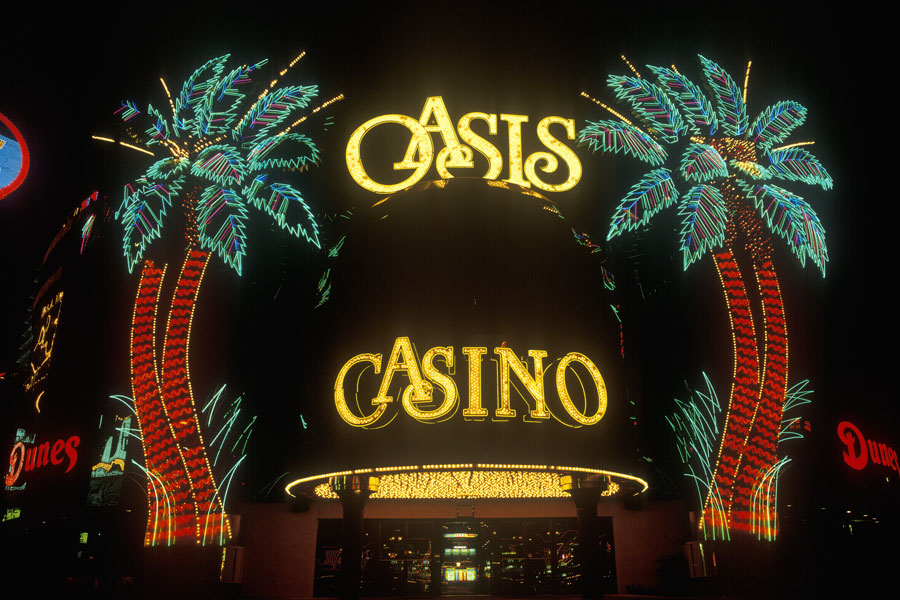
left=4, top=435, right=80, bottom=486
left=837, top=421, right=898, bottom=474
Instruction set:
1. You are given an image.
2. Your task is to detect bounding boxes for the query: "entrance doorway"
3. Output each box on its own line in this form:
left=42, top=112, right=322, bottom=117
left=314, top=517, right=616, bottom=596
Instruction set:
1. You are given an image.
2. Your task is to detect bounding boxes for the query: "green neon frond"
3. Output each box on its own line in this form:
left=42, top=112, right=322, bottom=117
left=579, top=119, right=667, bottom=165
left=145, top=104, right=171, bottom=145
left=750, top=456, right=791, bottom=541
left=145, top=157, right=188, bottom=182
left=174, top=54, right=230, bottom=135
left=196, top=61, right=267, bottom=137
left=742, top=182, right=828, bottom=276
left=607, top=168, right=678, bottom=240
left=246, top=133, right=320, bottom=172
left=647, top=64, right=717, bottom=135
left=677, top=184, right=726, bottom=269
left=192, top=144, right=247, bottom=187
left=239, top=85, right=318, bottom=143
left=729, top=160, right=770, bottom=180
left=698, top=55, right=747, bottom=136
left=197, top=185, right=249, bottom=275
left=780, top=379, right=813, bottom=443
left=115, top=100, right=141, bottom=123
left=606, top=75, right=685, bottom=143
left=118, top=178, right=183, bottom=272
left=749, top=101, right=807, bottom=151
left=741, top=182, right=808, bottom=267
left=767, top=147, right=833, bottom=190
left=246, top=180, right=321, bottom=249
left=679, top=143, right=728, bottom=183
left=667, top=373, right=729, bottom=541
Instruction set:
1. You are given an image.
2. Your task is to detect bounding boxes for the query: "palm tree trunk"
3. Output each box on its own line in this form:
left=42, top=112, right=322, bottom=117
left=702, top=249, right=761, bottom=536
left=732, top=259, right=787, bottom=538
left=130, top=250, right=230, bottom=545
left=131, top=261, right=194, bottom=544
left=160, top=248, right=230, bottom=544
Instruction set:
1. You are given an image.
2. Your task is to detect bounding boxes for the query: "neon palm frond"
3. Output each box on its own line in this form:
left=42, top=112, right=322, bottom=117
left=146, top=157, right=188, bottom=182
left=192, top=144, right=247, bottom=187
left=767, top=147, right=833, bottom=190
left=196, top=60, right=268, bottom=136
left=118, top=178, right=183, bottom=272
left=606, top=168, right=679, bottom=240
left=239, top=85, right=319, bottom=144
left=666, top=373, right=729, bottom=541
left=196, top=185, right=249, bottom=275
left=749, top=457, right=791, bottom=541
left=579, top=119, right=667, bottom=165
left=699, top=55, right=748, bottom=136
left=679, top=143, right=728, bottom=183
left=749, top=101, right=807, bottom=151
left=647, top=64, right=717, bottom=135
left=677, top=184, right=727, bottom=269
left=173, top=55, right=230, bottom=135
left=606, top=75, right=685, bottom=143
left=779, top=379, right=813, bottom=442
left=246, top=133, right=320, bottom=172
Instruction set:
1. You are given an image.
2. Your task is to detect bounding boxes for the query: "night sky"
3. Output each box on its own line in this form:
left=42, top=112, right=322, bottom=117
left=0, top=5, right=891, bottom=591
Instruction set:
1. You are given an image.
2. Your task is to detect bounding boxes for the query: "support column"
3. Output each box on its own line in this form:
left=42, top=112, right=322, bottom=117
left=333, top=474, right=379, bottom=600
left=430, top=522, right=443, bottom=596
left=561, top=473, right=609, bottom=599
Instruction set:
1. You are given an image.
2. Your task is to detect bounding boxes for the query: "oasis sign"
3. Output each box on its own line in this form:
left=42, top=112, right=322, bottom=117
left=334, top=337, right=607, bottom=429
left=346, top=97, right=582, bottom=194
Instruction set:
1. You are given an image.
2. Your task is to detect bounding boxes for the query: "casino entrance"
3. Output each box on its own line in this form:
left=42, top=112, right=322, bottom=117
left=313, top=516, right=616, bottom=596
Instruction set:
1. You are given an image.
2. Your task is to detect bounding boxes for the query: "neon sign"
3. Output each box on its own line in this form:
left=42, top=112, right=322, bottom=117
left=837, top=421, right=899, bottom=476
left=5, top=432, right=80, bottom=488
left=346, top=97, right=582, bottom=194
left=334, top=336, right=607, bottom=428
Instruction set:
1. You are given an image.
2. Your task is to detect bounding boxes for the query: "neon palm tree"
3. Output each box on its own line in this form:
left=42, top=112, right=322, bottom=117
left=579, top=55, right=831, bottom=539
left=113, top=54, right=325, bottom=545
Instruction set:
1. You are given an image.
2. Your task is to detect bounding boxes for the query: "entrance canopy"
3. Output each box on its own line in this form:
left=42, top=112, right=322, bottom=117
left=285, top=464, right=648, bottom=500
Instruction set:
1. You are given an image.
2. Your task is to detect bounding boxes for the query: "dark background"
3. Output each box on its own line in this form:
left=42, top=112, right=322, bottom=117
left=0, top=3, right=890, bottom=594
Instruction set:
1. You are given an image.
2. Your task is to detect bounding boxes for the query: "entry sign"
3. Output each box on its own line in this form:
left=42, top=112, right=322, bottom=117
left=346, top=97, right=582, bottom=194
left=335, top=337, right=607, bottom=429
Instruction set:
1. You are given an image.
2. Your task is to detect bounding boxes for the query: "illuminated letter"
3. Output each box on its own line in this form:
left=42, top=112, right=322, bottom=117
left=36, top=441, right=50, bottom=467
left=335, top=353, right=386, bottom=427
left=51, top=439, right=65, bottom=465
left=500, top=114, right=530, bottom=187
left=24, top=447, right=37, bottom=472
left=346, top=114, right=433, bottom=194
left=461, top=347, right=488, bottom=418
left=399, top=97, right=473, bottom=179
left=555, top=352, right=607, bottom=426
left=837, top=421, right=867, bottom=470
left=493, top=347, right=549, bottom=419
left=5, top=442, right=24, bottom=486
left=458, top=112, right=502, bottom=180
left=374, top=337, right=431, bottom=405
left=525, top=117, right=582, bottom=192
left=64, top=436, right=80, bottom=473
left=404, top=346, right=458, bottom=422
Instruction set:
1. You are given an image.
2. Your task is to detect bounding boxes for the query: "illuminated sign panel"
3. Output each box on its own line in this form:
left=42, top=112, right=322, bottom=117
left=346, top=97, right=582, bottom=193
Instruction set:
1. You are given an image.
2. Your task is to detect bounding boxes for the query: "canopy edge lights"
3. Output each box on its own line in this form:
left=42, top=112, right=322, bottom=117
left=285, top=464, right=648, bottom=500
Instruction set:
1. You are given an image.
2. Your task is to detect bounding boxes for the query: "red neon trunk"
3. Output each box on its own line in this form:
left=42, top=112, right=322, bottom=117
left=130, top=250, right=229, bottom=545
left=729, top=260, right=787, bottom=536
left=703, top=250, right=761, bottom=532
